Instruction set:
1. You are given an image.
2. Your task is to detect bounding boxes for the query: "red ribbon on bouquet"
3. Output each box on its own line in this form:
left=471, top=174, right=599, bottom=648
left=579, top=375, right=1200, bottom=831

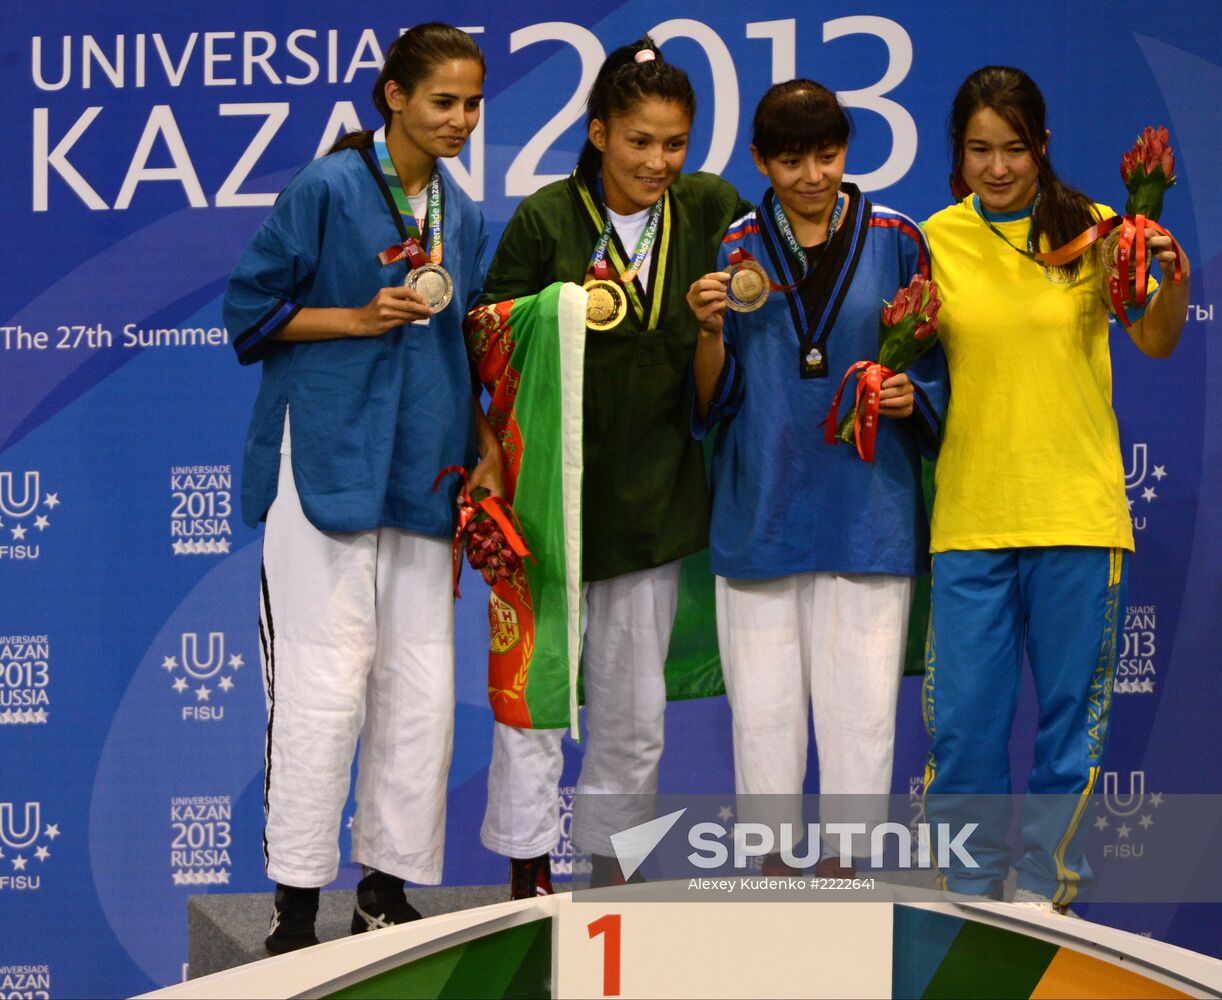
left=432, top=465, right=531, bottom=597
left=1034, top=213, right=1181, bottom=329
left=824, top=361, right=895, bottom=463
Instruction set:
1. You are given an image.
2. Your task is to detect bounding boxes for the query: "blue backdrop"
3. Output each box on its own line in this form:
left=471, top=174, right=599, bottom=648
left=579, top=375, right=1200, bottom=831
left=2, top=2, right=1220, bottom=995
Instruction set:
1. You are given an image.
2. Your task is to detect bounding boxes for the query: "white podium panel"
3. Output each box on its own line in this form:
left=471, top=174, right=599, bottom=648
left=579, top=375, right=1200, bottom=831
left=556, top=898, right=892, bottom=999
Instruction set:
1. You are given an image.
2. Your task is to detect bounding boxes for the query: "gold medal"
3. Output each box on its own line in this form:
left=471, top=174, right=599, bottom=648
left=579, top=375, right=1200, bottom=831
left=726, top=259, right=770, bottom=312
left=406, top=263, right=454, bottom=312
left=583, top=278, right=627, bottom=331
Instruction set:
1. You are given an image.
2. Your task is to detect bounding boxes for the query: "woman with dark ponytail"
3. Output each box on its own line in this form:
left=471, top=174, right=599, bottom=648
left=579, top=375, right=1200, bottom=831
left=476, top=36, right=749, bottom=897
left=921, top=66, right=1190, bottom=911
left=224, top=24, right=499, bottom=952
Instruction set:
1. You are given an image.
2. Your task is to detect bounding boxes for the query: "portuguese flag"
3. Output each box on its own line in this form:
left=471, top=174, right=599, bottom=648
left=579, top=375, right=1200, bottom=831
left=465, top=283, right=724, bottom=733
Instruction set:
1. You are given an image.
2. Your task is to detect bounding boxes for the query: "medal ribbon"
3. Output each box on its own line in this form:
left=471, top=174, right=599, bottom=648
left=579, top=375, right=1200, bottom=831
left=573, top=170, right=672, bottom=326
left=978, top=190, right=1042, bottom=259
left=432, top=466, right=532, bottom=598
left=587, top=197, right=664, bottom=283
left=1032, top=213, right=1183, bottom=328
left=725, top=191, right=847, bottom=295
left=823, top=361, right=895, bottom=463
left=374, top=137, right=443, bottom=267
left=771, top=189, right=846, bottom=278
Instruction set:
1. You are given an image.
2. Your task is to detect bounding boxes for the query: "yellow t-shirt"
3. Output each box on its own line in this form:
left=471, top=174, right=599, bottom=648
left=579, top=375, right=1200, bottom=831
left=924, top=196, right=1135, bottom=553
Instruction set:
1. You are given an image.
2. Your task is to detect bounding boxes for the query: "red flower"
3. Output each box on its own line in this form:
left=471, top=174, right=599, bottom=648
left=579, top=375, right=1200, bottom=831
left=882, top=273, right=940, bottom=341
left=1121, top=126, right=1176, bottom=186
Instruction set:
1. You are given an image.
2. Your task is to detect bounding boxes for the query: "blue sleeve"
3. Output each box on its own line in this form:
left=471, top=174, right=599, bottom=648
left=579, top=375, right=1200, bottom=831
left=224, top=171, right=324, bottom=366
left=907, top=343, right=947, bottom=458
left=691, top=307, right=745, bottom=440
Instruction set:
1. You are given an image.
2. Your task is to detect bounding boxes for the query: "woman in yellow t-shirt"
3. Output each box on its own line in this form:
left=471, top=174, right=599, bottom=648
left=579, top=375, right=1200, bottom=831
left=920, top=65, right=1189, bottom=910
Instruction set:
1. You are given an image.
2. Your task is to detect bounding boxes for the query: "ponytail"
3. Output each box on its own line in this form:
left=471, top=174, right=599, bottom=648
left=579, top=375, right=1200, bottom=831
left=577, top=36, right=696, bottom=176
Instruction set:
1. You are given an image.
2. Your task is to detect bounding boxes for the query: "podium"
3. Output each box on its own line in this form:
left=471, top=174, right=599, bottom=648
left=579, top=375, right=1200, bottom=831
left=141, top=883, right=1222, bottom=999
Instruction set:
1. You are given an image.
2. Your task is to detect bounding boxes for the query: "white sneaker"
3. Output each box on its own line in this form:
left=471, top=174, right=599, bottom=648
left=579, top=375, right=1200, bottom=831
left=1010, top=887, right=1080, bottom=918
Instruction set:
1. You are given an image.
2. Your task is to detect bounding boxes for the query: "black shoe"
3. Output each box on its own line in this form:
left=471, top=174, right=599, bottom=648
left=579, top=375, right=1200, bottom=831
left=265, top=884, right=320, bottom=954
left=509, top=853, right=554, bottom=900
left=351, top=870, right=422, bottom=934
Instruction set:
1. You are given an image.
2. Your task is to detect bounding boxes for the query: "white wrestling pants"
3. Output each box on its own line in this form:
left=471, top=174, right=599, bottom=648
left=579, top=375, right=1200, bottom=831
left=259, top=424, right=454, bottom=888
left=716, top=572, right=913, bottom=860
left=480, top=561, right=681, bottom=859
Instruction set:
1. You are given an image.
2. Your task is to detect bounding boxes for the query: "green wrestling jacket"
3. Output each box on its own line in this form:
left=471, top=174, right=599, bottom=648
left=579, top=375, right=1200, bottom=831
left=480, top=167, right=748, bottom=582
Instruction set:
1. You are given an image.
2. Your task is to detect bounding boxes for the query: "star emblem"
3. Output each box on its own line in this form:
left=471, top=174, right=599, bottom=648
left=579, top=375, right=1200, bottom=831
left=12, top=854, right=28, bottom=871
left=34, top=845, right=50, bottom=862
left=33, top=515, right=49, bottom=530
left=1126, top=496, right=1135, bottom=511
left=1142, top=487, right=1157, bottom=503
left=1151, top=465, right=1167, bottom=481
left=1139, top=814, right=1154, bottom=830
left=1117, top=822, right=1132, bottom=839
left=173, top=871, right=186, bottom=886
left=32, top=708, right=48, bottom=723
left=44, top=824, right=60, bottom=840
left=162, top=655, right=179, bottom=671
left=218, top=870, right=231, bottom=884
left=1149, top=792, right=1163, bottom=808
left=43, top=493, right=60, bottom=509
left=173, top=677, right=189, bottom=694
left=11, top=524, right=27, bottom=540
left=228, top=654, right=244, bottom=670
left=172, top=540, right=187, bottom=555
left=217, top=539, right=232, bottom=553
left=0, top=847, right=5, bottom=859
left=195, top=685, right=211, bottom=702
left=717, top=805, right=734, bottom=822
left=1093, top=815, right=1110, bottom=831
left=218, top=676, right=234, bottom=693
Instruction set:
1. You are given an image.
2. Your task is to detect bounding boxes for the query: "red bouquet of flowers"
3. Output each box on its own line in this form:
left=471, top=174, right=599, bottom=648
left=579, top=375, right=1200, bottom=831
left=824, top=273, right=940, bottom=462
left=433, top=466, right=531, bottom=596
left=1036, top=126, right=1183, bottom=324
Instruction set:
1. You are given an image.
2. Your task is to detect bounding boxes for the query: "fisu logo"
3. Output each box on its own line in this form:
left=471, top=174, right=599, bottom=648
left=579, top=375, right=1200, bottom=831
left=162, top=632, right=244, bottom=722
left=0, top=802, right=60, bottom=892
left=0, top=471, right=58, bottom=561
left=1095, top=770, right=1162, bottom=861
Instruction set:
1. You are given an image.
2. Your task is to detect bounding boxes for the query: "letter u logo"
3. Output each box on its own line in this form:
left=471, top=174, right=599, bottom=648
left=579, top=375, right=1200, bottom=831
left=181, top=632, right=224, bottom=680
left=0, top=471, right=40, bottom=519
left=0, top=802, right=41, bottom=849
left=1103, top=770, right=1145, bottom=816
left=1124, top=443, right=1148, bottom=490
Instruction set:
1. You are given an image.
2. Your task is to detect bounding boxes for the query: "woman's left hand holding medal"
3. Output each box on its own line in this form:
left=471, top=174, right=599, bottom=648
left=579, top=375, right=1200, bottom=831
left=687, top=272, right=732, bottom=338
left=349, top=285, right=433, bottom=337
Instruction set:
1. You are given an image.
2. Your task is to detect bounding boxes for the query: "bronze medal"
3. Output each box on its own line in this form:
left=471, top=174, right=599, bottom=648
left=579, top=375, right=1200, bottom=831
left=726, top=259, right=770, bottom=312
left=406, top=263, right=454, bottom=312
left=583, top=278, right=627, bottom=331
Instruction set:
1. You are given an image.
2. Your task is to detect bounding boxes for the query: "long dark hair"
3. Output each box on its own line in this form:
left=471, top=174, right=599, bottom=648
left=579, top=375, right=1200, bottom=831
left=752, top=79, right=852, bottom=160
left=949, top=66, right=1096, bottom=278
left=577, top=36, right=697, bottom=177
left=329, top=24, right=485, bottom=154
